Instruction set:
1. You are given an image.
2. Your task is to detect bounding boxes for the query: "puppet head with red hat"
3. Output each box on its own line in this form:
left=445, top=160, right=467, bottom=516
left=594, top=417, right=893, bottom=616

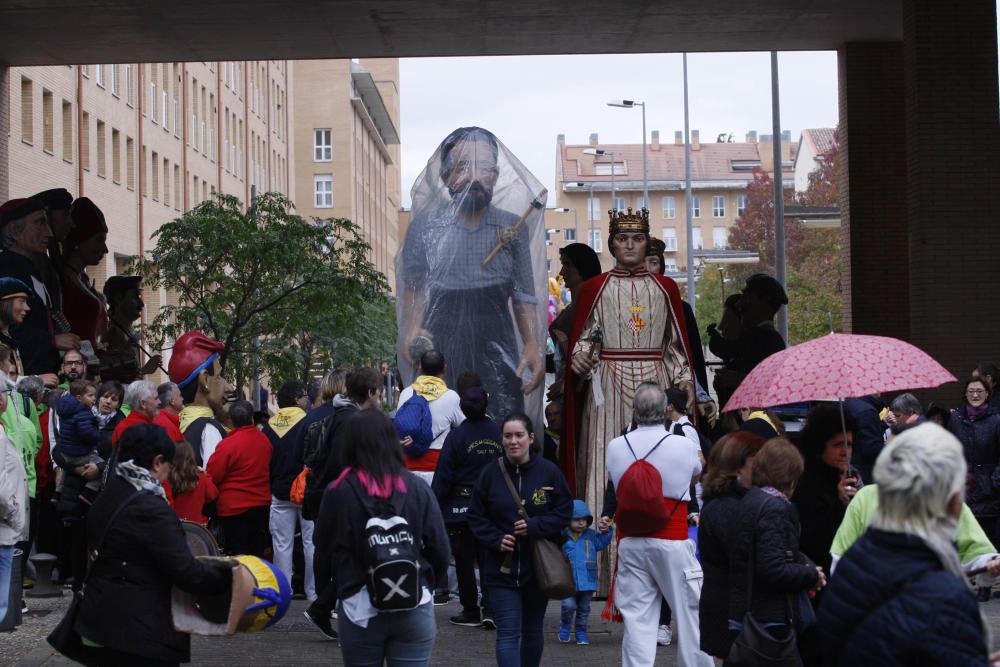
left=169, top=331, right=232, bottom=411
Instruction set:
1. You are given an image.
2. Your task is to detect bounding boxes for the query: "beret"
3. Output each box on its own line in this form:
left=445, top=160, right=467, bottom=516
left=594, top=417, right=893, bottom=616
left=168, top=331, right=225, bottom=388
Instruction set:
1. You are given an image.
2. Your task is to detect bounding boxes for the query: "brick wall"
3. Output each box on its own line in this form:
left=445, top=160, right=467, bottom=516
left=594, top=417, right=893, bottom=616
left=903, top=0, right=1000, bottom=399
left=838, top=43, right=909, bottom=339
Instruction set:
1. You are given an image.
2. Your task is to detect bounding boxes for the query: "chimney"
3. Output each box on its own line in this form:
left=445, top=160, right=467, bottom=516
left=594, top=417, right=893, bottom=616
left=746, top=130, right=757, bottom=143
left=557, top=133, right=565, bottom=145
left=691, top=130, right=700, bottom=151
left=674, top=131, right=683, bottom=146
left=589, top=133, right=599, bottom=146
left=758, top=134, right=775, bottom=173
left=651, top=130, right=660, bottom=151
left=781, top=129, right=792, bottom=163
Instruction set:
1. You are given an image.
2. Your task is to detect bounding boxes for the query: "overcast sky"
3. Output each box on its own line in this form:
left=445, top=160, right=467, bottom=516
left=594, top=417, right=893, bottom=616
left=398, top=51, right=838, bottom=208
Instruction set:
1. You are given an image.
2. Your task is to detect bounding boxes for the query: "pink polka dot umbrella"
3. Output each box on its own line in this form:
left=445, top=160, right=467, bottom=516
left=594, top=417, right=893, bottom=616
left=722, top=333, right=958, bottom=413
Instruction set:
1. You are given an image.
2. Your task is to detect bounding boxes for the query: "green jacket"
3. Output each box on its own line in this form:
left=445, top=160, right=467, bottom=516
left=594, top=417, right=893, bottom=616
left=1, top=391, right=41, bottom=498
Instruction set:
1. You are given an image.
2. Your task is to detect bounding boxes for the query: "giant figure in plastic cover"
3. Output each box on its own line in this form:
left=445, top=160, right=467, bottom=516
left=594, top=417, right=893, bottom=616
left=396, top=127, right=547, bottom=419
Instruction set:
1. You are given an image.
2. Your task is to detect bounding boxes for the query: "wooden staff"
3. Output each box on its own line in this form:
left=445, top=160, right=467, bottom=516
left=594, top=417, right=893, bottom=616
left=482, top=190, right=548, bottom=266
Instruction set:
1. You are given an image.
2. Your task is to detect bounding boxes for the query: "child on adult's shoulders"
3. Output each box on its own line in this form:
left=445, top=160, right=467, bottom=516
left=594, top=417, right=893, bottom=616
left=559, top=499, right=613, bottom=645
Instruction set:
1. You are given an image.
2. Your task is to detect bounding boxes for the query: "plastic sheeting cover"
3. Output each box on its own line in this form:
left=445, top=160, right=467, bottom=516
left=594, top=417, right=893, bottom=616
left=396, top=127, right=547, bottom=422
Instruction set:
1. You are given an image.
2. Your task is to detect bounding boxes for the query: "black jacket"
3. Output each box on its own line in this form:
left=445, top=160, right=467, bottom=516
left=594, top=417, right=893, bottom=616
left=314, top=469, right=449, bottom=603
left=818, top=529, right=989, bottom=667
left=430, top=416, right=502, bottom=525
left=467, top=454, right=572, bottom=589
left=264, top=418, right=307, bottom=501
left=75, top=475, right=230, bottom=661
left=305, top=401, right=360, bottom=519
left=948, top=405, right=1000, bottom=517
left=844, top=395, right=885, bottom=484
left=792, top=458, right=846, bottom=576
left=0, top=250, right=56, bottom=374
left=698, top=480, right=747, bottom=657
left=729, top=487, right=818, bottom=627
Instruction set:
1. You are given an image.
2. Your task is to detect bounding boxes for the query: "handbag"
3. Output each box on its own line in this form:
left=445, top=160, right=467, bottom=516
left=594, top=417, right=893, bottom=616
left=497, top=458, right=576, bottom=600
left=726, top=498, right=801, bottom=667
left=47, top=489, right=146, bottom=665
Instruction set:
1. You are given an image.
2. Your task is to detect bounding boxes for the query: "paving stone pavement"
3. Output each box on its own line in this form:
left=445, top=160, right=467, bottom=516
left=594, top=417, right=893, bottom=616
left=10, top=594, right=1000, bottom=666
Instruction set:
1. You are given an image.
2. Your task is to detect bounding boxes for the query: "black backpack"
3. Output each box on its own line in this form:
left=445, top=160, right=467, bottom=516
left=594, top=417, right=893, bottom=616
left=302, top=405, right=356, bottom=519
left=301, top=417, right=328, bottom=472
left=349, top=476, right=421, bottom=611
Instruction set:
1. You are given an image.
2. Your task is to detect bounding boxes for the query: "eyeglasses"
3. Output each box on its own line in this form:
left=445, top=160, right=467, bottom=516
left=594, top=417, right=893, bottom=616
left=63, top=360, right=85, bottom=367
left=967, top=389, right=987, bottom=396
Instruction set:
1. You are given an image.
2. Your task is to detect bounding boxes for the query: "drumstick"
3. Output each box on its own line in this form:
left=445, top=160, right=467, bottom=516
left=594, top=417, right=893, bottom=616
left=482, top=190, right=547, bottom=266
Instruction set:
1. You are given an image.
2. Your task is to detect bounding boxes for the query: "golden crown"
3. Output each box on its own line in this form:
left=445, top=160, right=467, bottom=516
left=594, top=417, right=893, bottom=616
left=608, top=207, right=650, bottom=235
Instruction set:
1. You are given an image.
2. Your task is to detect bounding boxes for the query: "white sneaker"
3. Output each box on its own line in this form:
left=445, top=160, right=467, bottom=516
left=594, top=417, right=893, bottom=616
left=657, top=624, right=672, bottom=646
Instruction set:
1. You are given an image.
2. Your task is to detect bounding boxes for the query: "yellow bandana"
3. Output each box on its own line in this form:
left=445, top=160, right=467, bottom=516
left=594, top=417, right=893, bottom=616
left=411, top=375, right=448, bottom=401
left=747, top=410, right=778, bottom=433
left=179, top=405, right=217, bottom=433
left=268, top=407, right=307, bottom=439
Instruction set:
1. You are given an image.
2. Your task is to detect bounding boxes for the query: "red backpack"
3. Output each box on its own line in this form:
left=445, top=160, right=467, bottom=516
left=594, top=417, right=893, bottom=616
left=615, top=434, right=676, bottom=535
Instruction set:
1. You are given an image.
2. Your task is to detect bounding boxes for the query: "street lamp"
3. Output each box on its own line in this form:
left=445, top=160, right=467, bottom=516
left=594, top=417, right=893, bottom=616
left=553, top=207, right=578, bottom=241
left=608, top=100, right=647, bottom=210
left=583, top=148, right=617, bottom=208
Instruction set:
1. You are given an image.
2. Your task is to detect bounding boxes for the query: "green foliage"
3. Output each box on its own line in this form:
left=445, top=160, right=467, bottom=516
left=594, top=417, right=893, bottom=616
left=131, top=192, right=392, bottom=387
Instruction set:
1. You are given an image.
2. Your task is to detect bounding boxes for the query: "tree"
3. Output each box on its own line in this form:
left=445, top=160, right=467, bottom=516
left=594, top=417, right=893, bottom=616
left=721, top=134, right=843, bottom=344
left=133, top=192, right=391, bottom=388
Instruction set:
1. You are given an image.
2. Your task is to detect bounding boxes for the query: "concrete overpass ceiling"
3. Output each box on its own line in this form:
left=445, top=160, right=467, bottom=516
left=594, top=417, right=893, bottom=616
left=0, top=0, right=902, bottom=66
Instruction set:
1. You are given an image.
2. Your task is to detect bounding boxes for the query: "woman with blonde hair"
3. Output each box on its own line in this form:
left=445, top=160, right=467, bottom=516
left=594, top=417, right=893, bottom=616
left=819, top=423, right=995, bottom=666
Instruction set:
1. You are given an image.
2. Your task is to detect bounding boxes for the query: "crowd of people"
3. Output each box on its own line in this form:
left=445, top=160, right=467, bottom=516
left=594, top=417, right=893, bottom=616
left=5, top=130, right=1000, bottom=667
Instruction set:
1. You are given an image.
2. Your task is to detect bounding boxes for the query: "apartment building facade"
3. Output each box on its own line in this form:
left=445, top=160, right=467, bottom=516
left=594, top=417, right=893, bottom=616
left=547, top=130, right=796, bottom=277
left=292, top=58, right=401, bottom=288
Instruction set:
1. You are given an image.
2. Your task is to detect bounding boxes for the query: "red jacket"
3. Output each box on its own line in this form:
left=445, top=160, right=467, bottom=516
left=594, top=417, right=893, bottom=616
left=172, top=471, right=219, bottom=525
left=206, top=425, right=272, bottom=517
left=153, top=410, right=184, bottom=443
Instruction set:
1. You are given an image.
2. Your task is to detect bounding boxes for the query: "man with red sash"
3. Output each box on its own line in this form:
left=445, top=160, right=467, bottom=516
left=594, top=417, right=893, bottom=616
left=606, top=382, right=712, bottom=667
left=559, top=208, right=695, bottom=570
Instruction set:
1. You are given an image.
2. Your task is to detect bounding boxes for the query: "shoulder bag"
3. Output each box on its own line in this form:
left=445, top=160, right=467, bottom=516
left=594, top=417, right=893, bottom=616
left=727, top=497, right=801, bottom=667
left=497, top=458, right=576, bottom=600
left=47, top=489, right=146, bottom=665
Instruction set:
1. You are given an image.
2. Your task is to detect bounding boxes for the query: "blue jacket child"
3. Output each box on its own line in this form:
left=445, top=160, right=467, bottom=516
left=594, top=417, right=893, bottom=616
left=559, top=499, right=613, bottom=644
left=562, top=499, right=614, bottom=592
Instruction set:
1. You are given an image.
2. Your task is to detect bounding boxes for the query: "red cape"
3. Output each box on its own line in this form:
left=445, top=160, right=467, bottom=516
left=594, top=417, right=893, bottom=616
left=557, top=268, right=695, bottom=496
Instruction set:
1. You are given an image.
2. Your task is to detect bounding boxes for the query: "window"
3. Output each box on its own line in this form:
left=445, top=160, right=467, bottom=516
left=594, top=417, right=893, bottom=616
left=713, top=226, right=728, bottom=249
left=126, top=136, right=135, bottom=189
left=162, top=90, right=168, bottom=127
left=95, top=65, right=104, bottom=87
left=163, top=158, right=170, bottom=206
left=737, top=194, right=747, bottom=217
left=61, top=100, right=73, bottom=162
left=112, top=128, right=121, bottom=182
left=692, top=227, right=703, bottom=250
left=42, top=90, right=53, bottom=152
left=96, top=120, right=106, bottom=177
left=613, top=196, right=626, bottom=211
left=81, top=112, right=90, bottom=170
left=151, top=150, right=159, bottom=200
left=588, top=196, right=601, bottom=222
left=174, top=165, right=181, bottom=210
left=662, top=196, right=676, bottom=219
left=664, top=260, right=678, bottom=272
left=564, top=228, right=577, bottom=241
left=124, top=64, right=133, bottom=105
left=150, top=81, right=157, bottom=123
left=595, top=163, right=625, bottom=176
left=691, top=196, right=701, bottom=218
left=588, top=229, right=603, bottom=253
left=111, top=64, right=119, bottom=96
left=314, top=174, right=333, bottom=208
left=140, top=145, right=146, bottom=194
left=546, top=258, right=551, bottom=273
left=636, top=195, right=649, bottom=211
left=712, top=195, right=725, bottom=218
left=314, top=129, right=332, bottom=162
left=662, top=227, right=677, bottom=251
left=81, top=65, right=89, bottom=78
left=20, top=77, right=33, bottom=144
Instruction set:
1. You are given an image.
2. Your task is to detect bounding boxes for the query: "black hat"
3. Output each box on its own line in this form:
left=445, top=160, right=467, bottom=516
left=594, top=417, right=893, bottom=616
left=0, top=277, right=32, bottom=301
left=31, top=188, right=73, bottom=213
left=744, top=273, right=789, bottom=307
left=0, top=198, right=45, bottom=232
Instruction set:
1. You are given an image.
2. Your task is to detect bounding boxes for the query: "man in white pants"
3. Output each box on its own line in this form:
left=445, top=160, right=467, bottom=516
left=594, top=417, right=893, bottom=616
left=606, top=382, right=714, bottom=667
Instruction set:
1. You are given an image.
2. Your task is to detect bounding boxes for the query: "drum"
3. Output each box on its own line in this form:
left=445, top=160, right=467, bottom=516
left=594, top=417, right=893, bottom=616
left=180, top=520, right=220, bottom=557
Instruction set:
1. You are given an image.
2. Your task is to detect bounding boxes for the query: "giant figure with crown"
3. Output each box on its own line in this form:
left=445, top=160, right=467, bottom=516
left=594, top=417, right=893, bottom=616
left=559, top=207, right=695, bottom=585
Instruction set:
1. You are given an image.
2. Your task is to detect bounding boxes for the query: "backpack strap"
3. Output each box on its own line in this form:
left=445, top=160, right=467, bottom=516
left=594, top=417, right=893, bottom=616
left=497, top=457, right=527, bottom=520
left=671, top=422, right=685, bottom=437
left=623, top=433, right=671, bottom=462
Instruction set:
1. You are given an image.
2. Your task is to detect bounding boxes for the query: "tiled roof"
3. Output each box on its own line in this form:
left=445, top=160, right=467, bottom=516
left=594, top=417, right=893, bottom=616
left=802, top=128, right=836, bottom=156
left=559, top=139, right=797, bottom=185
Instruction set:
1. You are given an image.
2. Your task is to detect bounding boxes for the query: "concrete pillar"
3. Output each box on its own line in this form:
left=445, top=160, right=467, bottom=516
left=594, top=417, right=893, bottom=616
left=838, top=43, right=909, bottom=339
left=903, top=0, right=1000, bottom=388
